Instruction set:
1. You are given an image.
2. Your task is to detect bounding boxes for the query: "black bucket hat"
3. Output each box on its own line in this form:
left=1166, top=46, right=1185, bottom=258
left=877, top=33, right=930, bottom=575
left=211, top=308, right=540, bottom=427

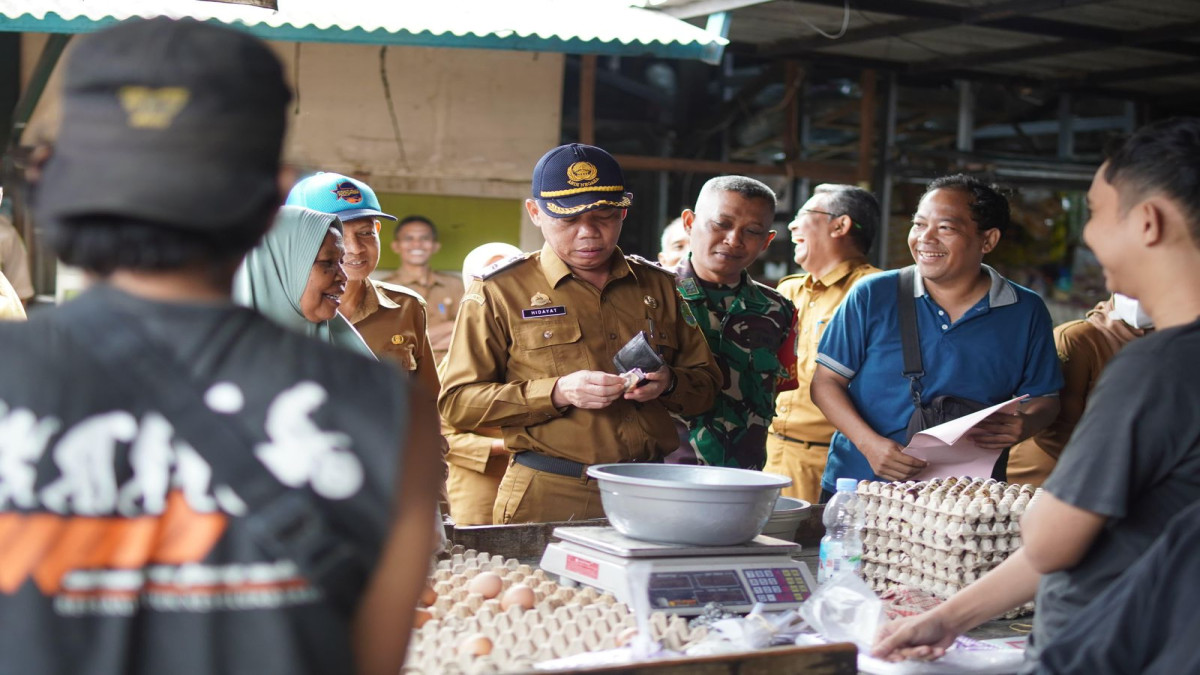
left=35, top=17, right=291, bottom=231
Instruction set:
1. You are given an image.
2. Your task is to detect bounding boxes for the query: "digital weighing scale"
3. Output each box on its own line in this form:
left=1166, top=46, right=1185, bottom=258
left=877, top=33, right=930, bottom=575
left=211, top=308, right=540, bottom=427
left=539, top=526, right=816, bottom=616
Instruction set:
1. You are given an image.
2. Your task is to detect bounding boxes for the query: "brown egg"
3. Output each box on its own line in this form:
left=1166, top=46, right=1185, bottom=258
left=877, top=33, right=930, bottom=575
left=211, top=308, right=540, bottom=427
left=459, top=633, right=493, bottom=657
left=467, top=572, right=504, bottom=599
left=413, top=608, right=433, bottom=628
left=500, top=583, right=536, bottom=611
left=419, top=583, right=437, bottom=607
left=616, top=626, right=640, bottom=647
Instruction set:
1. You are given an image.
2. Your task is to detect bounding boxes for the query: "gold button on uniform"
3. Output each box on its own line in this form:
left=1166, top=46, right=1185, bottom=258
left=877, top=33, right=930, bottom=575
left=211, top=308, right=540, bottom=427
left=391, top=334, right=405, bottom=345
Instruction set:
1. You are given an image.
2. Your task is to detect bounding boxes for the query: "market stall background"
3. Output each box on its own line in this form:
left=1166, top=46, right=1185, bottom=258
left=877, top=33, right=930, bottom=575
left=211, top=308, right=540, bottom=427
left=1, top=0, right=1198, bottom=318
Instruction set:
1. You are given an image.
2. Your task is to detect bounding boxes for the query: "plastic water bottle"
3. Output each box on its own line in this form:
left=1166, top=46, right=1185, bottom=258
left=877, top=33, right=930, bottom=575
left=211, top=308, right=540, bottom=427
left=818, top=477, right=863, bottom=584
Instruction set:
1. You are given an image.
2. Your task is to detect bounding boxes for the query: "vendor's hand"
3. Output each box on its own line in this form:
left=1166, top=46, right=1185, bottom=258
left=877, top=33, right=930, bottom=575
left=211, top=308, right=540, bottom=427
left=859, top=435, right=927, bottom=482
left=552, top=370, right=626, bottom=410
left=971, top=411, right=1025, bottom=450
left=872, top=611, right=960, bottom=662
left=623, top=365, right=672, bottom=402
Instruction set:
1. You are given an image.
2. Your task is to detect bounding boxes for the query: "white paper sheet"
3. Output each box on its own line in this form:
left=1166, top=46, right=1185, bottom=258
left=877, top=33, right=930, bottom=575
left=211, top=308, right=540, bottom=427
left=903, top=395, right=1028, bottom=480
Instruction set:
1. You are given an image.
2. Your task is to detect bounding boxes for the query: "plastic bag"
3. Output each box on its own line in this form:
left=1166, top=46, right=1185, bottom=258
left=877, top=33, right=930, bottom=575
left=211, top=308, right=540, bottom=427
left=798, top=569, right=884, bottom=652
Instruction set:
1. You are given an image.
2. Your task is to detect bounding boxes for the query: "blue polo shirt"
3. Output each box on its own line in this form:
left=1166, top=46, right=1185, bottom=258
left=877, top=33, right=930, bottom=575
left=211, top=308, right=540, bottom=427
left=815, top=265, right=1063, bottom=492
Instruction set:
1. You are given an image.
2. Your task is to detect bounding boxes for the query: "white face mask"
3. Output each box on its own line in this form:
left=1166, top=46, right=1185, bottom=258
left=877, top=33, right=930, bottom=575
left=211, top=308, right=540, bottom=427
left=1112, top=293, right=1153, bottom=329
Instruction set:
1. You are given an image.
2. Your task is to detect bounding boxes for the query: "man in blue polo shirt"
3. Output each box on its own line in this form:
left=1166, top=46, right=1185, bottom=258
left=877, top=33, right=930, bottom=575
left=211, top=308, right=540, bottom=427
left=811, top=174, right=1061, bottom=497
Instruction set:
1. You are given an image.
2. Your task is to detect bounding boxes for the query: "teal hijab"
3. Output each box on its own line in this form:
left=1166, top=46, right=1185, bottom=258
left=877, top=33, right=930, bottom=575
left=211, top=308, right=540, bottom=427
left=234, top=205, right=374, bottom=358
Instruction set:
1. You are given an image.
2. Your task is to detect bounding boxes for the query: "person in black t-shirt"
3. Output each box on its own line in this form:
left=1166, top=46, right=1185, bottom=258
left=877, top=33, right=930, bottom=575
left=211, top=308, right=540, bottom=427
left=0, top=18, right=439, bottom=675
left=1035, top=499, right=1200, bottom=675
left=872, top=118, right=1200, bottom=670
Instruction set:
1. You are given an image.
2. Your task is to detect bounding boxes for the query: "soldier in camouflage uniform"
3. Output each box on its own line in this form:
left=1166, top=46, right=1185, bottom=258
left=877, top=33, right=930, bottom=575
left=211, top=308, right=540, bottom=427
left=673, top=176, right=799, bottom=469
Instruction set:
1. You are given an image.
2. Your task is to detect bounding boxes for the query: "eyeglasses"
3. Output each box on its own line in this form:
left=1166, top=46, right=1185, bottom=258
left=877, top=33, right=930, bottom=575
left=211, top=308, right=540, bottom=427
left=801, top=209, right=863, bottom=230
left=802, top=209, right=839, bottom=219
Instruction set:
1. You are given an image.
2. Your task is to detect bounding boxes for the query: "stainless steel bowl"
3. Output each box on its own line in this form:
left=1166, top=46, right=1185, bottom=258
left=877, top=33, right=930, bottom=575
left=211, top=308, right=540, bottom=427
left=587, top=464, right=793, bottom=546
left=760, top=496, right=813, bottom=542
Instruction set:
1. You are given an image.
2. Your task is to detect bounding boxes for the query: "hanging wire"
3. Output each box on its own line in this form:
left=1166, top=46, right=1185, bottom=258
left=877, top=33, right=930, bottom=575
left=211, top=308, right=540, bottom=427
left=379, top=45, right=409, bottom=167
left=798, top=0, right=850, bottom=39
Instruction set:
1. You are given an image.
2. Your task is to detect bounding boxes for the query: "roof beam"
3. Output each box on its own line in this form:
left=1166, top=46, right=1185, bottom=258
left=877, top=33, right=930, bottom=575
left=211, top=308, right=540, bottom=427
left=767, top=0, right=1193, bottom=59
left=772, top=49, right=1178, bottom=103
left=661, top=0, right=773, bottom=20
left=761, top=16, right=951, bottom=56
left=984, top=17, right=1200, bottom=57
left=794, top=0, right=1102, bottom=22
left=911, top=18, right=1200, bottom=73
left=1076, top=59, right=1200, bottom=85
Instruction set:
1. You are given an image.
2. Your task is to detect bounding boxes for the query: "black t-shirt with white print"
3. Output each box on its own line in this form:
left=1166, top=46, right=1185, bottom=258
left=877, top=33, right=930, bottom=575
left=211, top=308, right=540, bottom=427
left=0, top=284, right=408, bottom=675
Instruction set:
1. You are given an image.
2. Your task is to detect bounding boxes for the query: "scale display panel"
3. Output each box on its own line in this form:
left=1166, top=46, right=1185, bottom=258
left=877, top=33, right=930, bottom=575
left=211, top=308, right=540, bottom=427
left=644, top=567, right=812, bottom=610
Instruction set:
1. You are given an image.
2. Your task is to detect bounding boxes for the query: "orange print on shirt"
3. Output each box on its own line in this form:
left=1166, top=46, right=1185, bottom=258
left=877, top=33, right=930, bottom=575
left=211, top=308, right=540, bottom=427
left=0, top=491, right=226, bottom=595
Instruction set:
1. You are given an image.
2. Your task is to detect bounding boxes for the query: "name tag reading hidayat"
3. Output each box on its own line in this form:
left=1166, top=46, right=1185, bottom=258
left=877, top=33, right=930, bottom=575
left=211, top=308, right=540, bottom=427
left=521, top=306, right=567, bottom=319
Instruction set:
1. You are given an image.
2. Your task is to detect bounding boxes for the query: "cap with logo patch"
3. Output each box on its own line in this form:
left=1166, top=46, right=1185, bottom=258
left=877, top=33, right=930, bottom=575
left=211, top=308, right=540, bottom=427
left=531, top=144, right=633, bottom=218
left=34, top=17, right=291, bottom=231
left=285, top=172, right=397, bottom=223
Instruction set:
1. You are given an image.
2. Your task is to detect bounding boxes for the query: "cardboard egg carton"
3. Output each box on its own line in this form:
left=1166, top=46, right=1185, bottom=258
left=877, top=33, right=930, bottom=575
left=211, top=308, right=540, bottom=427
left=855, top=479, right=1038, bottom=621
left=858, top=478, right=1037, bottom=525
left=403, top=547, right=709, bottom=674
left=864, top=533, right=1022, bottom=564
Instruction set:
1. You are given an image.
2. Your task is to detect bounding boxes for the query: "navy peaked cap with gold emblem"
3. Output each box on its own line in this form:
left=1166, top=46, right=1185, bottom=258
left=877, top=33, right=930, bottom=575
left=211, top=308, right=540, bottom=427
left=35, top=17, right=291, bottom=232
left=531, top=144, right=633, bottom=218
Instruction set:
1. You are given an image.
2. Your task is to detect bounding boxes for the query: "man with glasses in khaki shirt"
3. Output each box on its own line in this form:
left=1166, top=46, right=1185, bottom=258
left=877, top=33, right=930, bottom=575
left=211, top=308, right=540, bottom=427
left=438, top=144, right=720, bottom=524
left=764, top=184, right=881, bottom=503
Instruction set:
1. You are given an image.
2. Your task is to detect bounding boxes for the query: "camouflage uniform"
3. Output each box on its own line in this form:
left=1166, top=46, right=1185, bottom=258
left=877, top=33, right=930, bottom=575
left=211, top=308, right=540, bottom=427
left=673, top=257, right=798, bottom=469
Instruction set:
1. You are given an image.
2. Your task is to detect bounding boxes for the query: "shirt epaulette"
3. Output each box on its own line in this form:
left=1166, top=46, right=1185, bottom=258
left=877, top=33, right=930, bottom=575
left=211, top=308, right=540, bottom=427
left=626, top=254, right=675, bottom=276
left=475, top=252, right=532, bottom=280
left=374, top=280, right=427, bottom=306
left=751, top=278, right=791, bottom=307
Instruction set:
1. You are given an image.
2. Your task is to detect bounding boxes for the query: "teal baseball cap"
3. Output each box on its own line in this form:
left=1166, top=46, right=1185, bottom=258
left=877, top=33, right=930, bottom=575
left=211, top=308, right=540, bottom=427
left=285, top=172, right=397, bottom=222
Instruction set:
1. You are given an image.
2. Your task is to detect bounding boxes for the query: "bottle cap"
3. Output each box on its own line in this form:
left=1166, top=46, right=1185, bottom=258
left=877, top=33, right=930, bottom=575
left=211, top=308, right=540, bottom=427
left=836, top=477, right=858, bottom=492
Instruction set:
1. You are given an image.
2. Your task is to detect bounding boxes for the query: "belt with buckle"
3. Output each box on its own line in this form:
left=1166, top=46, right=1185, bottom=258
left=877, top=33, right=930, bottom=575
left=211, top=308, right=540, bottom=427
left=771, top=432, right=830, bottom=448
left=513, top=452, right=589, bottom=479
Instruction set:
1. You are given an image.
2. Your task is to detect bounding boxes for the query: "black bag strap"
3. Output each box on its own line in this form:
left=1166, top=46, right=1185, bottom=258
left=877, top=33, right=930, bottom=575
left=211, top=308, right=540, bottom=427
left=897, top=266, right=925, bottom=409
left=61, top=295, right=367, bottom=612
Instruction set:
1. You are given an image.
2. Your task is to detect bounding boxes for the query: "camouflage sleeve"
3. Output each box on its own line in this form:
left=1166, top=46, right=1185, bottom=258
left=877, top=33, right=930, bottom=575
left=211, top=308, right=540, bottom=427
left=658, top=290, right=720, bottom=416
left=776, top=303, right=800, bottom=393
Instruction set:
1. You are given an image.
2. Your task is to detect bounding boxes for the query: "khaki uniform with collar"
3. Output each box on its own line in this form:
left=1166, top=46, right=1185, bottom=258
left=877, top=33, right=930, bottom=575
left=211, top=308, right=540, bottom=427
left=345, top=278, right=450, bottom=509
left=438, top=243, right=721, bottom=524
left=764, top=258, right=880, bottom=503
left=438, top=355, right=509, bottom=525
left=344, top=279, right=440, bottom=400
left=385, top=269, right=465, bottom=361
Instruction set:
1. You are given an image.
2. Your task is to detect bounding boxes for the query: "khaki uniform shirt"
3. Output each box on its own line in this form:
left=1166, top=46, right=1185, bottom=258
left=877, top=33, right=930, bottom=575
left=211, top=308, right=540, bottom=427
left=1008, top=299, right=1148, bottom=486
left=346, top=278, right=449, bottom=508
left=438, top=243, right=721, bottom=465
left=385, top=268, right=465, bottom=361
left=770, top=258, right=880, bottom=444
left=344, top=279, right=440, bottom=400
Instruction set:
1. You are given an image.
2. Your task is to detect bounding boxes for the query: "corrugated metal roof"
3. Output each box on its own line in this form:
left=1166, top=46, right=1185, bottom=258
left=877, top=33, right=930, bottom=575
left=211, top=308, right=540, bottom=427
left=705, top=0, right=1200, bottom=101
left=0, top=0, right=727, bottom=62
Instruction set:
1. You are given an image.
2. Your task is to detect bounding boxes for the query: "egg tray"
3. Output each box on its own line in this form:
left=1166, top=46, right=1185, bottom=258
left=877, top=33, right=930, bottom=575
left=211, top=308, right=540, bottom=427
left=404, top=547, right=709, bottom=675
left=858, top=478, right=1038, bottom=526
left=862, top=507, right=1024, bottom=535
left=862, top=563, right=1032, bottom=619
left=862, top=542, right=1011, bottom=573
left=862, top=527, right=1021, bottom=556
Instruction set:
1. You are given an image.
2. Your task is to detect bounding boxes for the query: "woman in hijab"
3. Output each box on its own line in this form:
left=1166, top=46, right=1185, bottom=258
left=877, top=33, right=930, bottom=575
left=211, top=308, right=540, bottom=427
left=234, top=205, right=373, bottom=357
